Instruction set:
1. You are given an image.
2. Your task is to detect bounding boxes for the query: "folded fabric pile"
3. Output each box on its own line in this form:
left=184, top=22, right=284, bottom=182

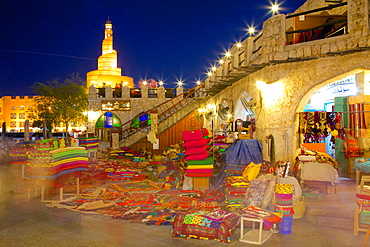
left=27, top=147, right=88, bottom=180
left=275, top=183, right=294, bottom=234
left=182, top=129, right=213, bottom=177
left=186, top=157, right=214, bottom=177
left=224, top=176, right=249, bottom=209
left=241, top=206, right=282, bottom=230
left=9, top=141, right=36, bottom=163
left=172, top=209, right=239, bottom=243
left=78, top=137, right=99, bottom=150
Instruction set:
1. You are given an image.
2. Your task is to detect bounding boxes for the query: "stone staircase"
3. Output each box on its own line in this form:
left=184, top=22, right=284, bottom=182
left=303, top=178, right=357, bottom=231
left=119, top=87, right=208, bottom=147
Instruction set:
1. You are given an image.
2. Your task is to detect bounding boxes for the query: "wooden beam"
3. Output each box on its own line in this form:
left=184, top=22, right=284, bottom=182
left=286, top=2, right=347, bottom=19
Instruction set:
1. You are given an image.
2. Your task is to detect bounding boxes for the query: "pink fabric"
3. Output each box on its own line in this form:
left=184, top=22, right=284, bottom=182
left=185, top=169, right=213, bottom=173
left=186, top=172, right=213, bottom=177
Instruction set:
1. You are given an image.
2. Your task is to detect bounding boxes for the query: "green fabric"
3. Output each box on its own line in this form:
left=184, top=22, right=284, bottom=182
left=187, top=157, right=214, bottom=165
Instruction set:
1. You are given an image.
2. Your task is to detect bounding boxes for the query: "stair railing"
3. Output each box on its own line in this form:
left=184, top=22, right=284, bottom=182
left=119, top=85, right=204, bottom=139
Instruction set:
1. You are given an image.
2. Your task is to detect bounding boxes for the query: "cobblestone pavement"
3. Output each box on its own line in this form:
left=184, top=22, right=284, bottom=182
left=0, top=162, right=365, bottom=247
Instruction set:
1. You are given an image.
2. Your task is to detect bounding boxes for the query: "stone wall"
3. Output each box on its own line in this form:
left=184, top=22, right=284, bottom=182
left=87, top=85, right=183, bottom=132
left=200, top=0, right=370, bottom=163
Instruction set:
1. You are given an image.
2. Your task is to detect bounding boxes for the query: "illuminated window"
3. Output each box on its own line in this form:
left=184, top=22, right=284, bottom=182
left=19, top=113, right=25, bottom=119
left=20, top=105, right=25, bottom=110
left=10, top=121, right=16, bottom=127
left=238, top=51, right=245, bottom=66
left=10, top=113, right=16, bottom=119
left=19, top=122, right=24, bottom=127
left=11, top=106, right=16, bottom=110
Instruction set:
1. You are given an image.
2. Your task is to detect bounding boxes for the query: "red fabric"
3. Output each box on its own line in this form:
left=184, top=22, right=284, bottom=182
left=182, top=130, right=203, bottom=141
left=185, top=147, right=207, bottom=155
left=185, top=153, right=209, bottom=161
left=182, top=139, right=208, bottom=148
left=201, top=128, right=209, bottom=137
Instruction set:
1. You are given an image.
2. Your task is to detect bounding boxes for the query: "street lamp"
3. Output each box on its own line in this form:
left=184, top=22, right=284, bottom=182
left=271, top=3, right=279, bottom=15
left=248, top=27, right=255, bottom=36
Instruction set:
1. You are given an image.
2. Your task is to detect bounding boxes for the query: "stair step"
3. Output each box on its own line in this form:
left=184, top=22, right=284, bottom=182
left=306, top=214, right=354, bottom=230
left=306, top=206, right=354, bottom=218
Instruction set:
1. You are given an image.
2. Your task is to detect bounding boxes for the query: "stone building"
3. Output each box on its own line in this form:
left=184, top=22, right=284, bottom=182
left=86, top=20, right=184, bottom=143
left=198, top=0, right=370, bottom=168
left=86, top=0, right=370, bottom=169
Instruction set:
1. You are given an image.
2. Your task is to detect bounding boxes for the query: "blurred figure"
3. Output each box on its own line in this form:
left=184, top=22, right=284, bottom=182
left=320, top=17, right=335, bottom=39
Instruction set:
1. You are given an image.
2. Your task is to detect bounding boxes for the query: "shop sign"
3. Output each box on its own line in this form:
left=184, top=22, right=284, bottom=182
left=101, top=100, right=131, bottom=111
left=104, top=112, right=113, bottom=128
left=323, top=75, right=356, bottom=97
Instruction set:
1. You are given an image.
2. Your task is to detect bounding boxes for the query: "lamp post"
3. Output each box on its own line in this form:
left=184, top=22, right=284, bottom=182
left=248, top=27, right=255, bottom=36
left=271, top=3, right=279, bottom=15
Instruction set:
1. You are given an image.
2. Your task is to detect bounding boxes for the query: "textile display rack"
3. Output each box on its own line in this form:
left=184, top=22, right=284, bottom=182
left=354, top=158, right=370, bottom=185
left=239, top=216, right=273, bottom=245
left=27, top=146, right=89, bottom=202
left=294, top=148, right=339, bottom=195
left=239, top=206, right=281, bottom=245
left=354, top=176, right=370, bottom=236
left=182, top=129, right=213, bottom=192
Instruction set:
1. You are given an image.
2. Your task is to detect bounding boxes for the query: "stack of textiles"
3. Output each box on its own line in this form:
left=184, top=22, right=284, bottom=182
left=9, top=141, right=35, bottom=163
left=182, top=129, right=212, bottom=177
left=172, top=209, right=239, bottom=243
left=27, top=147, right=88, bottom=180
left=224, top=176, right=249, bottom=209
left=78, top=137, right=99, bottom=150
left=275, top=183, right=294, bottom=234
left=241, top=206, right=282, bottom=230
left=35, top=138, right=59, bottom=150
left=186, top=157, right=214, bottom=177
left=106, top=168, right=144, bottom=181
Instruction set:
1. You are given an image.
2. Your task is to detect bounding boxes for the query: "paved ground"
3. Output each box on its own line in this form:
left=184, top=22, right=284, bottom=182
left=0, top=161, right=367, bottom=247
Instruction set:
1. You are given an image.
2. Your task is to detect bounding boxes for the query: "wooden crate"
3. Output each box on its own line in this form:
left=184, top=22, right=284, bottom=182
left=193, top=177, right=210, bottom=192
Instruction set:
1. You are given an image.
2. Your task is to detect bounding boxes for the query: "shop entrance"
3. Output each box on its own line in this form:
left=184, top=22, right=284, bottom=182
left=94, top=112, right=122, bottom=142
left=297, top=74, right=358, bottom=175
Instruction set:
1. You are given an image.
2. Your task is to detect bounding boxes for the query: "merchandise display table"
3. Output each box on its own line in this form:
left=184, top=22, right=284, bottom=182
left=239, top=216, right=273, bottom=245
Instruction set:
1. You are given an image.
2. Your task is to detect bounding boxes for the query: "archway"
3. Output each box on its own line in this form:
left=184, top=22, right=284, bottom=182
left=294, top=69, right=370, bottom=175
left=95, top=112, right=122, bottom=142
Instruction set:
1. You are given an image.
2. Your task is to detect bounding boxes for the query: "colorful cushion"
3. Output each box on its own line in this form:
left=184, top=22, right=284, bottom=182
left=185, top=153, right=209, bottom=161
left=183, top=139, right=208, bottom=148
left=183, top=130, right=203, bottom=142
left=185, top=147, right=207, bottom=155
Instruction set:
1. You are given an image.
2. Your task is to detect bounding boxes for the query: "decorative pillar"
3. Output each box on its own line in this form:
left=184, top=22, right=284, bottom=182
left=141, top=85, right=148, bottom=99
left=110, top=127, right=120, bottom=149
left=176, top=86, right=183, bottom=98
left=24, top=120, right=29, bottom=141
left=2, top=122, right=6, bottom=143
left=157, top=86, right=165, bottom=99
left=356, top=72, right=365, bottom=95
left=105, top=86, right=113, bottom=98
left=150, top=109, right=159, bottom=133
left=89, top=85, right=97, bottom=99
left=122, top=86, right=130, bottom=99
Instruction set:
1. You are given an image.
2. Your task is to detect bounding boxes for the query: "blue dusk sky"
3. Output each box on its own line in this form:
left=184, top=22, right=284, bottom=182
left=0, top=0, right=306, bottom=96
